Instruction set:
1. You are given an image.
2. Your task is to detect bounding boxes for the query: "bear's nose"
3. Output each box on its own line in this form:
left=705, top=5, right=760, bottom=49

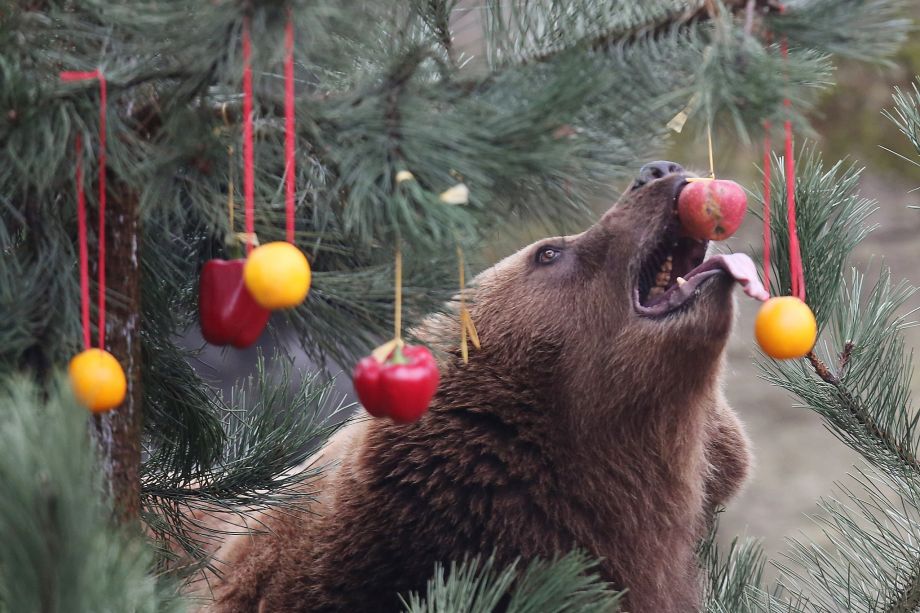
left=633, top=160, right=684, bottom=189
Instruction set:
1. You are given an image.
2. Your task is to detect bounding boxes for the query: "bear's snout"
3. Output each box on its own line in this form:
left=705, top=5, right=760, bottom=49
left=632, top=160, right=685, bottom=190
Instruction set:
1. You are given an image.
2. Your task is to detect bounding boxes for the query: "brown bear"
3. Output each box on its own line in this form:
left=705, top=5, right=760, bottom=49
left=199, top=161, right=762, bottom=613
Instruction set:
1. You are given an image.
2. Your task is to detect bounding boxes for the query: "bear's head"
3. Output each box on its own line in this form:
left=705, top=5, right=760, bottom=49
left=430, top=161, right=764, bottom=430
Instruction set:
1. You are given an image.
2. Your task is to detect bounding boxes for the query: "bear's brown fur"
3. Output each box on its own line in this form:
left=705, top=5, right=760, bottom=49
left=200, top=169, right=752, bottom=612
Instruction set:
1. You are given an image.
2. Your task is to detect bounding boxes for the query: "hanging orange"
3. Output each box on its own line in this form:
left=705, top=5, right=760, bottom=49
left=755, top=296, right=817, bottom=359
left=243, top=241, right=311, bottom=309
left=68, top=348, right=126, bottom=413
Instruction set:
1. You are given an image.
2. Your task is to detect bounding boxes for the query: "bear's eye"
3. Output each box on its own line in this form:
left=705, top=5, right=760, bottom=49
left=536, top=246, right=562, bottom=265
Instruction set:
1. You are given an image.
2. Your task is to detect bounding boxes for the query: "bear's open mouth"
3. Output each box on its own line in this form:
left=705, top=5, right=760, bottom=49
left=633, top=185, right=769, bottom=317
left=634, top=224, right=712, bottom=317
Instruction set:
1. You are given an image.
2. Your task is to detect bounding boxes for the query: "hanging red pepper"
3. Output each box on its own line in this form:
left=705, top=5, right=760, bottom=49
left=199, top=259, right=270, bottom=348
left=353, top=246, right=439, bottom=422
left=353, top=344, right=440, bottom=423
left=199, top=15, right=301, bottom=348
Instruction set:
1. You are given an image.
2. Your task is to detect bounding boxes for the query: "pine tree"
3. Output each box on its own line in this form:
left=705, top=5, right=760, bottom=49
left=0, top=0, right=914, bottom=609
left=697, top=80, right=920, bottom=612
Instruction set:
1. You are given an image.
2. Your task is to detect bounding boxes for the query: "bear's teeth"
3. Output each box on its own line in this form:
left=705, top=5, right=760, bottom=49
left=648, top=286, right=665, bottom=299
left=677, top=276, right=687, bottom=286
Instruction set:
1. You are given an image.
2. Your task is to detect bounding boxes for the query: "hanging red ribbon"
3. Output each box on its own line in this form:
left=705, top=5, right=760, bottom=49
left=240, top=16, right=297, bottom=249
left=761, top=119, right=772, bottom=292
left=61, top=70, right=107, bottom=349
left=284, top=15, right=296, bottom=244
left=780, top=39, right=805, bottom=302
left=242, top=18, right=256, bottom=254
left=762, top=23, right=805, bottom=303
left=74, top=135, right=91, bottom=350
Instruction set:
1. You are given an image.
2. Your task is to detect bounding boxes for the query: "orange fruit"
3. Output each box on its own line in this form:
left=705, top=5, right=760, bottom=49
left=68, top=348, right=126, bottom=413
left=755, top=296, right=817, bottom=360
left=243, top=242, right=311, bottom=309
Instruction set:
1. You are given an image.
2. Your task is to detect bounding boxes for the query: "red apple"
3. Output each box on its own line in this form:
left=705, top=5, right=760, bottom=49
left=677, top=179, right=747, bottom=241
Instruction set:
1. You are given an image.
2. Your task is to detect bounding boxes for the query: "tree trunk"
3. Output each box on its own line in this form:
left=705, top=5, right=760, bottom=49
left=93, top=184, right=143, bottom=523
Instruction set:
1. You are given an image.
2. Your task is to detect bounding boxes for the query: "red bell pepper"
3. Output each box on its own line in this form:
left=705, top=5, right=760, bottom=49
left=199, top=259, right=271, bottom=348
left=353, top=344, right=440, bottom=422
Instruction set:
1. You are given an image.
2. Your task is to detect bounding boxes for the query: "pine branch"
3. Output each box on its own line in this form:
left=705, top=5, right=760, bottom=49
left=767, top=0, right=913, bottom=63
left=412, top=0, right=458, bottom=63
left=531, top=0, right=782, bottom=63
left=880, top=564, right=920, bottom=613
left=807, top=347, right=920, bottom=471
left=142, top=353, right=351, bottom=567
left=401, top=551, right=623, bottom=613
left=482, top=0, right=781, bottom=69
left=762, top=268, right=919, bottom=481
left=883, top=78, right=920, bottom=170
left=0, top=376, right=184, bottom=612
left=773, top=468, right=920, bottom=613
left=698, top=509, right=768, bottom=613
left=138, top=192, right=230, bottom=476
left=693, top=29, right=833, bottom=141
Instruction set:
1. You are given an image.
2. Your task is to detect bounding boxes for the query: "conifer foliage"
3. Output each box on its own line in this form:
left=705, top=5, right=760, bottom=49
left=0, top=0, right=916, bottom=609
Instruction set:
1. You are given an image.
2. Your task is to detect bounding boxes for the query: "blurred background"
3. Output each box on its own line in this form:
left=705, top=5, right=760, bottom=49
left=188, top=7, right=920, bottom=583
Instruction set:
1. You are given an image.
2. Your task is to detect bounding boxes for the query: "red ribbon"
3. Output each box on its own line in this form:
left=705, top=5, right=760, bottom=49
left=780, top=39, right=805, bottom=301
left=284, top=15, right=296, bottom=244
left=762, top=119, right=772, bottom=292
left=242, top=18, right=256, bottom=254
left=762, top=32, right=805, bottom=302
left=61, top=69, right=107, bottom=349
left=74, top=135, right=91, bottom=350
left=240, top=16, right=297, bottom=249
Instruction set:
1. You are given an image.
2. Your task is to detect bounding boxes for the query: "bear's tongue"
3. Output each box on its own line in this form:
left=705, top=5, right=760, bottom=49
left=638, top=253, right=768, bottom=316
left=687, top=253, right=769, bottom=301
